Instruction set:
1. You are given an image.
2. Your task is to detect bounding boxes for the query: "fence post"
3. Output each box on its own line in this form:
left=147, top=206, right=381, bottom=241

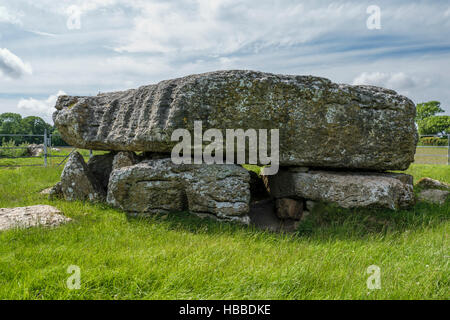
left=43, top=129, right=47, bottom=167
left=448, top=134, right=450, bottom=165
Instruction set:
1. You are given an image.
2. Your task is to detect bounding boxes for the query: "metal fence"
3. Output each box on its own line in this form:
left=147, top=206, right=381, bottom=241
left=415, top=134, right=450, bottom=165
left=0, top=132, right=449, bottom=167
left=0, top=130, right=88, bottom=168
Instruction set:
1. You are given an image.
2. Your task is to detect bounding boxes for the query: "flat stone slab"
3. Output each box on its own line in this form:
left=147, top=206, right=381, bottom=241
left=0, top=205, right=71, bottom=231
left=53, top=70, right=417, bottom=170
left=263, top=169, right=415, bottom=210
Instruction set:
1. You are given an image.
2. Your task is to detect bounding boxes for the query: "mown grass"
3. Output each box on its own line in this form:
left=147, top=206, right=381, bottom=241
left=0, top=164, right=448, bottom=299
left=0, top=148, right=107, bottom=167
left=414, top=146, right=449, bottom=165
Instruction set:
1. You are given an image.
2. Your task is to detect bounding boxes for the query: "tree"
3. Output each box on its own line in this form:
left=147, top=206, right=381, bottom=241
left=0, top=113, right=22, bottom=135
left=0, top=113, right=56, bottom=144
left=20, top=116, right=53, bottom=143
left=416, top=101, right=449, bottom=135
left=415, top=101, right=444, bottom=121
left=418, top=115, right=450, bottom=135
left=21, top=116, right=52, bottom=134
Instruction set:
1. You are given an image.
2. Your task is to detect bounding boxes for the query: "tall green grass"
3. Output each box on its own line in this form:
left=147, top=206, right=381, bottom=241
left=0, top=164, right=448, bottom=299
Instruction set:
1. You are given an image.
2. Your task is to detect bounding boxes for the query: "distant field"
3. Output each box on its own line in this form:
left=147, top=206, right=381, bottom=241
left=414, top=146, right=449, bottom=165
left=0, top=148, right=107, bottom=167
left=1, top=146, right=448, bottom=167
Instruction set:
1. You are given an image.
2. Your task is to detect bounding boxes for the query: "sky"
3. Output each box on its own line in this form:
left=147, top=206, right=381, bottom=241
left=0, top=0, right=449, bottom=123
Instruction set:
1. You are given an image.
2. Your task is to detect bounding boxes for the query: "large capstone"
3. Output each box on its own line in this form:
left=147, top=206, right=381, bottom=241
left=107, top=159, right=251, bottom=222
left=53, top=70, right=417, bottom=171
left=262, top=169, right=415, bottom=210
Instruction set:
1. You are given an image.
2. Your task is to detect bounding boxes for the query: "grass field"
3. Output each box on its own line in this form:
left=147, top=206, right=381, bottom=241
left=0, top=163, right=448, bottom=299
left=414, top=146, right=449, bottom=165
left=0, top=148, right=105, bottom=167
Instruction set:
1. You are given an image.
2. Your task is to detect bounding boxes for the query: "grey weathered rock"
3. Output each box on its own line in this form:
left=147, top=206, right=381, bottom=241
left=305, top=200, right=317, bottom=212
left=53, top=70, right=417, bottom=170
left=47, top=182, right=63, bottom=200
left=27, top=144, right=44, bottom=157
left=263, top=169, right=415, bottom=210
left=0, top=205, right=71, bottom=231
left=416, top=177, right=450, bottom=190
left=418, top=189, right=449, bottom=205
left=275, top=198, right=303, bottom=220
left=61, top=151, right=105, bottom=202
left=107, top=159, right=250, bottom=221
left=86, top=152, right=116, bottom=191
left=112, top=151, right=140, bottom=171
left=40, top=186, right=53, bottom=195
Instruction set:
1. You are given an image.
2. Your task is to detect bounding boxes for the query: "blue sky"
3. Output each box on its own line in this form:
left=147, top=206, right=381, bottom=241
left=0, top=0, right=449, bottom=123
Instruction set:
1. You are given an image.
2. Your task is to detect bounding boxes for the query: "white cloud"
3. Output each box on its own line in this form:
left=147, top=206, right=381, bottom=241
left=0, top=6, right=22, bottom=25
left=0, top=48, right=32, bottom=79
left=352, top=72, right=420, bottom=91
left=445, top=7, right=450, bottom=17
left=115, top=1, right=362, bottom=55
left=17, top=90, right=66, bottom=121
left=1, top=0, right=449, bottom=117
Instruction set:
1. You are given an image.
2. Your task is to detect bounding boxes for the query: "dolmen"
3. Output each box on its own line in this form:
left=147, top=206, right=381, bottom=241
left=51, top=70, right=418, bottom=230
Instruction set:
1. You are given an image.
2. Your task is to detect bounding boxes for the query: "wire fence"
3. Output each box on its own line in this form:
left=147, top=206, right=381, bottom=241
left=0, top=130, right=92, bottom=168
left=0, top=132, right=449, bottom=167
left=414, top=134, right=450, bottom=165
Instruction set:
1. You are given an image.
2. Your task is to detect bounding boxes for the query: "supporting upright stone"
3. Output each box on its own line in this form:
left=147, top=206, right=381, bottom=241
left=60, top=151, right=105, bottom=202
left=107, top=159, right=251, bottom=222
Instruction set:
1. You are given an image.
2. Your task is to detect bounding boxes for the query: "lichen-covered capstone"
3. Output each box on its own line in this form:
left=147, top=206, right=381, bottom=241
left=53, top=70, right=417, bottom=170
left=107, top=159, right=251, bottom=221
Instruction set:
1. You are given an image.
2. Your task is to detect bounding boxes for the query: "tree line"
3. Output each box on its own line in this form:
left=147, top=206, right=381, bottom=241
left=0, top=113, right=69, bottom=146
left=415, top=101, right=449, bottom=136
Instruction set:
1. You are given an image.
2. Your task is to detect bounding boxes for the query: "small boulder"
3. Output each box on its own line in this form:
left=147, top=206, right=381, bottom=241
left=418, top=189, right=449, bottom=205
left=40, top=186, right=53, bottom=195
left=416, top=177, right=450, bottom=190
left=27, top=144, right=44, bottom=157
left=61, top=151, right=105, bottom=202
left=0, top=205, right=71, bottom=231
left=275, top=198, right=303, bottom=220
